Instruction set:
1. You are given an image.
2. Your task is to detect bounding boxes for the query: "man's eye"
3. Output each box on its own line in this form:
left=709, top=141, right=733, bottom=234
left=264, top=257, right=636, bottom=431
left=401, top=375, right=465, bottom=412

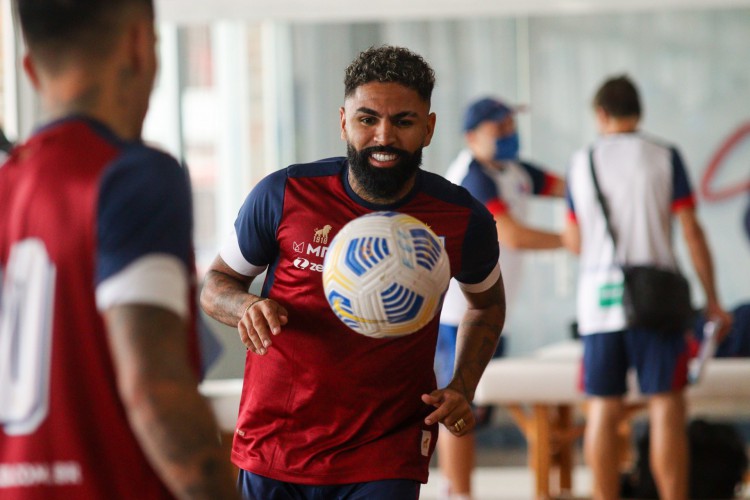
left=360, top=117, right=376, bottom=125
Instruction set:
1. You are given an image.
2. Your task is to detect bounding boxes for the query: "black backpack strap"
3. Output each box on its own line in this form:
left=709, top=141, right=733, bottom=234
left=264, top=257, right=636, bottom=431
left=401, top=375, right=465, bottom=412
left=588, top=148, right=619, bottom=251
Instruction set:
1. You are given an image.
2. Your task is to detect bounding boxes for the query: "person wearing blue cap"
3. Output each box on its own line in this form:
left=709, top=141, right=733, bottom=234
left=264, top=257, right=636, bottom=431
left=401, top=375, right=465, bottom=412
left=435, top=97, right=566, bottom=500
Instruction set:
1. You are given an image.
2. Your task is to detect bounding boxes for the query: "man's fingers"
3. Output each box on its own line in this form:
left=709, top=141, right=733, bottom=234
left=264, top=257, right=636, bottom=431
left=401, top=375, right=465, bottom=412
left=446, top=413, right=475, bottom=436
left=238, top=299, right=290, bottom=354
left=238, top=320, right=267, bottom=355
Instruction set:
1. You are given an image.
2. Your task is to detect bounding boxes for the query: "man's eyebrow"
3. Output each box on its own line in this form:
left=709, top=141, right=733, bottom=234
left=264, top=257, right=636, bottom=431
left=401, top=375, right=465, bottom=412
left=356, top=107, right=381, bottom=116
left=355, top=107, right=419, bottom=120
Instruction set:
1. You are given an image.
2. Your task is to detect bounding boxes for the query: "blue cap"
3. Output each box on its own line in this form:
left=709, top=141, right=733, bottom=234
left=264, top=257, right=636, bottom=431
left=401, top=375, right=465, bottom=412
left=462, top=97, right=514, bottom=132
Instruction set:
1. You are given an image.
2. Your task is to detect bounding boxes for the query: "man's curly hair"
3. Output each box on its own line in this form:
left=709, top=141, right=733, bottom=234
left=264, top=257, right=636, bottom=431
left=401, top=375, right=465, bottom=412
left=344, top=45, right=436, bottom=103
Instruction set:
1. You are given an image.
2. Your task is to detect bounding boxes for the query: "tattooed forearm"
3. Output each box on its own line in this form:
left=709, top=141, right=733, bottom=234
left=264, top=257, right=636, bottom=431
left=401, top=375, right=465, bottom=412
left=200, top=269, right=256, bottom=327
left=105, top=305, right=238, bottom=499
left=450, top=276, right=506, bottom=402
left=133, top=381, right=238, bottom=499
left=460, top=319, right=503, bottom=331
left=451, top=333, right=499, bottom=401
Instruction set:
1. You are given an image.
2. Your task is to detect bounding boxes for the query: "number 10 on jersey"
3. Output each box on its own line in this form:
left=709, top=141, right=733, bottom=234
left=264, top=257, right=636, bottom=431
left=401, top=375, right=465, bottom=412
left=0, top=239, right=56, bottom=436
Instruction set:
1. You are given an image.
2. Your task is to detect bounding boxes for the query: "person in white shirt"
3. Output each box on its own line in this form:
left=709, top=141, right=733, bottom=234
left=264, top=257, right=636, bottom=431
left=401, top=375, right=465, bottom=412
left=436, top=97, right=565, bottom=500
left=563, top=75, right=732, bottom=500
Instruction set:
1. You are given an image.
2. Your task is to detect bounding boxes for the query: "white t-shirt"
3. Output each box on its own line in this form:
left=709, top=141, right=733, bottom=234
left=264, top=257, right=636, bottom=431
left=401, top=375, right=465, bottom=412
left=566, top=133, right=695, bottom=335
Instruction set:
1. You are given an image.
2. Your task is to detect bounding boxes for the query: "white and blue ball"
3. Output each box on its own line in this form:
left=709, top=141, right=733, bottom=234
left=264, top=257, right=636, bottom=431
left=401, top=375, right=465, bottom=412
left=322, top=211, right=450, bottom=338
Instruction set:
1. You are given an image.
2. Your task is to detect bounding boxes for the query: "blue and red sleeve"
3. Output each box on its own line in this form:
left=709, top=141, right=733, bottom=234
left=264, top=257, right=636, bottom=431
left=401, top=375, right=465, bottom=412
left=670, top=147, right=696, bottom=212
left=519, top=161, right=560, bottom=197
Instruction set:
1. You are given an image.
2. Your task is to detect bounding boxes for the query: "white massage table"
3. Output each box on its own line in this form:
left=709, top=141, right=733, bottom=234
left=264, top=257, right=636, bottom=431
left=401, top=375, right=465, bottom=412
left=473, top=340, right=750, bottom=499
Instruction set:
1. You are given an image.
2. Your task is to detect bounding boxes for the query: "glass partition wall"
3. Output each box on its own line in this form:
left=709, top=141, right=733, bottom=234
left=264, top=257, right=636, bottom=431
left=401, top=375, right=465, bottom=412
left=4, top=6, right=749, bottom=373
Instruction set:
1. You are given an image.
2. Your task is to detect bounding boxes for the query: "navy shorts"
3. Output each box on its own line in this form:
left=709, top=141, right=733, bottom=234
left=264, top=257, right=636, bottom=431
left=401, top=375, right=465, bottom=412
left=237, top=469, right=421, bottom=500
left=581, top=329, right=690, bottom=396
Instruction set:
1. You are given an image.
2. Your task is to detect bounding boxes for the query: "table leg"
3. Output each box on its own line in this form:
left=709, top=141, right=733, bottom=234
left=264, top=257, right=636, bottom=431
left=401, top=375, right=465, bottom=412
left=533, top=405, right=551, bottom=499
left=556, top=405, right=573, bottom=495
left=506, top=403, right=581, bottom=500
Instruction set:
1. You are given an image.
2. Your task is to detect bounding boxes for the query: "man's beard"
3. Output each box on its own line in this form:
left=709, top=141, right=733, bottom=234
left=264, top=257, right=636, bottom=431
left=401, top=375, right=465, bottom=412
left=346, top=144, right=423, bottom=200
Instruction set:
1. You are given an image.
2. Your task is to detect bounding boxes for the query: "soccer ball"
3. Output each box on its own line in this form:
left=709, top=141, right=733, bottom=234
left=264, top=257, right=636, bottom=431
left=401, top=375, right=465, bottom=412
left=322, top=211, right=450, bottom=338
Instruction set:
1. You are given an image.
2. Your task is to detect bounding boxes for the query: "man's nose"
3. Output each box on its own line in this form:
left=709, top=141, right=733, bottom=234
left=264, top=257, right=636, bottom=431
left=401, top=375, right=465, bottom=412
left=374, top=121, right=396, bottom=145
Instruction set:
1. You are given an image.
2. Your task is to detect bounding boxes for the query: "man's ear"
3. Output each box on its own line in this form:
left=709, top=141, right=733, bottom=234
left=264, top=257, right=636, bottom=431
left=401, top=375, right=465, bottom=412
left=23, top=53, right=41, bottom=91
left=124, top=17, right=155, bottom=78
left=594, top=106, right=608, bottom=122
left=339, top=106, right=347, bottom=141
left=594, top=106, right=610, bottom=130
left=422, top=112, right=437, bottom=147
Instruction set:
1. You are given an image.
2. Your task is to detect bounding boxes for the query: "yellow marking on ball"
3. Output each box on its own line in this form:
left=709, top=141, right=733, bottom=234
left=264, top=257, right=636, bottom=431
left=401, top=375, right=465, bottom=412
left=331, top=297, right=383, bottom=325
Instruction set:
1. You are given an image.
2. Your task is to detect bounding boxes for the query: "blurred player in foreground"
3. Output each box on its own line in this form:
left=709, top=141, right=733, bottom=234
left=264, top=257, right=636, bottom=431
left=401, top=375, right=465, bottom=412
left=0, top=1, right=238, bottom=498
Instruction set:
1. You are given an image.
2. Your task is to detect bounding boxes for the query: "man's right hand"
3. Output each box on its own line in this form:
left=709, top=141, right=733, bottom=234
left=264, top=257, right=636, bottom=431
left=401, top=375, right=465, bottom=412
left=238, top=297, right=288, bottom=355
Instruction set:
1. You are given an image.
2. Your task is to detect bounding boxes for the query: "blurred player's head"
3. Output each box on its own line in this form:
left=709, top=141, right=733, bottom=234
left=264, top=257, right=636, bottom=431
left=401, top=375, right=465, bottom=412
left=463, top=97, right=519, bottom=163
left=16, top=0, right=157, bottom=135
left=340, top=46, right=436, bottom=201
left=16, top=0, right=154, bottom=74
left=593, top=75, right=642, bottom=118
left=592, top=75, right=641, bottom=134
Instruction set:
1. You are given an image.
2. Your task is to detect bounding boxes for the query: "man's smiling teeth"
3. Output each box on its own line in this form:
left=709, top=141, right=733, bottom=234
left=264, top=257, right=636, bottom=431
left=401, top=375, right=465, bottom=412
left=371, top=152, right=398, bottom=162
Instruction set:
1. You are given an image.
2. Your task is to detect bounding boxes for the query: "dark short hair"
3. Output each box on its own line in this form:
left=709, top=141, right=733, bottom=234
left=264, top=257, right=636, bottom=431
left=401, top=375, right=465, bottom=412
left=592, top=75, right=642, bottom=118
left=344, top=45, right=436, bottom=103
left=15, top=0, right=154, bottom=72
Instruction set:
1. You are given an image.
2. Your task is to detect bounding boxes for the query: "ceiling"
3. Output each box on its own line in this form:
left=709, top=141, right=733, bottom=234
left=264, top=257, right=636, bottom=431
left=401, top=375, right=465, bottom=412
left=156, top=0, right=750, bottom=24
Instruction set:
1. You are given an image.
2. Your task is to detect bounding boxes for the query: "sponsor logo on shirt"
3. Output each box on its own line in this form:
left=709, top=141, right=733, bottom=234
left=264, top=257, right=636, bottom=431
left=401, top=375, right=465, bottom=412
left=293, top=257, right=324, bottom=273
left=290, top=224, right=335, bottom=273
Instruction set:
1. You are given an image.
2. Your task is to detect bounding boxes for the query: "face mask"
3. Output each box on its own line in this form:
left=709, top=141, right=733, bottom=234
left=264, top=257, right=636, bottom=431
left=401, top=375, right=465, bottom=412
left=493, top=133, right=520, bottom=161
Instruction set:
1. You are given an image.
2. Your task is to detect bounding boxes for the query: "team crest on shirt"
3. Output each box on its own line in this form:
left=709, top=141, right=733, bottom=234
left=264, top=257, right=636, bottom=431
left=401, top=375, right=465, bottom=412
left=313, top=224, right=333, bottom=244
left=293, top=242, right=304, bottom=253
left=421, top=430, right=432, bottom=457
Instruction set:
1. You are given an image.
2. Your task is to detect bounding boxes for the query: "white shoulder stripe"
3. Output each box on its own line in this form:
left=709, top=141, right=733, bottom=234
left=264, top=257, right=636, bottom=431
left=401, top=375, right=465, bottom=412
left=96, top=254, right=189, bottom=318
left=458, top=262, right=502, bottom=294
left=219, top=229, right=267, bottom=277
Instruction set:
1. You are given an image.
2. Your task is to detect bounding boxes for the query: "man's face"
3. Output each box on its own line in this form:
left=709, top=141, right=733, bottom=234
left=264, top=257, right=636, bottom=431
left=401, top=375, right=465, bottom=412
left=466, top=114, right=516, bottom=163
left=340, top=82, right=436, bottom=199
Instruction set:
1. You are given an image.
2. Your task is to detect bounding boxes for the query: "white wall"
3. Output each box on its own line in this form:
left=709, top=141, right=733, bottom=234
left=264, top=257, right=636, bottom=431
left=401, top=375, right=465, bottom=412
left=277, top=9, right=750, bottom=359
left=156, top=0, right=750, bottom=24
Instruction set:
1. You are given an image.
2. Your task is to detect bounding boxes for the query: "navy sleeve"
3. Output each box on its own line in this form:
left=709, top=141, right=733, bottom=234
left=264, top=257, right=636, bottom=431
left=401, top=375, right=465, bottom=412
left=460, top=161, right=500, bottom=205
left=97, top=146, right=192, bottom=284
left=519, top=161, right=550, bottom=195
left=670, top=147, right=694, bottom=202
left=233, top=169, right=287, bottom=266
left=455, top=197, right=500, bottom=284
